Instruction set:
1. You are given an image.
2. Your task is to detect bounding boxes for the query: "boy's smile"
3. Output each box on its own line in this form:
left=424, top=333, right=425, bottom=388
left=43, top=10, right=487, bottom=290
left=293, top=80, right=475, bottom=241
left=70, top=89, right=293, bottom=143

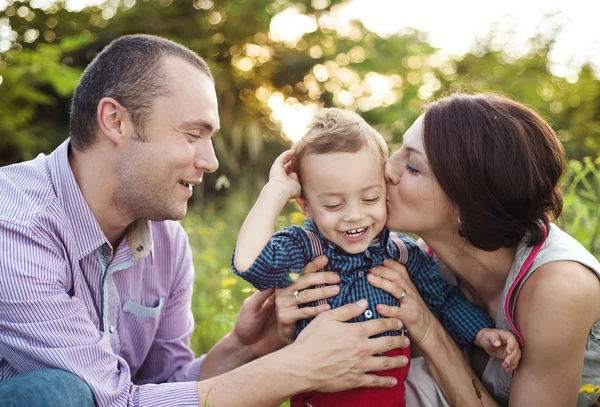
left=298, top=147, right=387, bottom=254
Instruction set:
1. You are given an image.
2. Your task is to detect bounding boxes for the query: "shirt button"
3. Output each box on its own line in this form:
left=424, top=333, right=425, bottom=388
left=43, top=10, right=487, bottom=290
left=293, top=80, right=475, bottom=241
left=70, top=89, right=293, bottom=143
left=364, top=310, right=373, bottom=319
left=109, top=325, right=115, bottom=333
left=136, top=245, right=144, bottom=252
left=358, top=271, right=364, bottom=277
left=365, top=250, right=370, bottom=256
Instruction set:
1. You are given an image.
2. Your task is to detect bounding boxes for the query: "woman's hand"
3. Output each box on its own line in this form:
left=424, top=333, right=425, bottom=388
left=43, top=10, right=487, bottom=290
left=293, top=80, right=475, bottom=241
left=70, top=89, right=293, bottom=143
left=367, top=258, right=439, bottom=346
left=275, top=255, right=341, bottom=344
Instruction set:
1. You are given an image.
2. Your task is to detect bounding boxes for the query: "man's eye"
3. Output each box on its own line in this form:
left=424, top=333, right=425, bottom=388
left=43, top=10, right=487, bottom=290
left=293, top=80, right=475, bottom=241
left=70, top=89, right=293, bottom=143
left=187, top=133, right=201, bottom=139
left=363, top=197, right=380, bottom=204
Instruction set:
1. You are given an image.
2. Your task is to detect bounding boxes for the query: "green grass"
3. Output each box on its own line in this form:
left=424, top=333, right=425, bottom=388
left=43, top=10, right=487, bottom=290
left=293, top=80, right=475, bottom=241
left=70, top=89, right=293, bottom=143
left=182, top=158, right=600, bottom=403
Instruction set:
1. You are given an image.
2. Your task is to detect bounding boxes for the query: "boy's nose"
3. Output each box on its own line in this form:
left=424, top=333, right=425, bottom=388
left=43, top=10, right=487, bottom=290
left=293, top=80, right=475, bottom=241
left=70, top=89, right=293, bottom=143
left=344, top=204, right=364, bottom=222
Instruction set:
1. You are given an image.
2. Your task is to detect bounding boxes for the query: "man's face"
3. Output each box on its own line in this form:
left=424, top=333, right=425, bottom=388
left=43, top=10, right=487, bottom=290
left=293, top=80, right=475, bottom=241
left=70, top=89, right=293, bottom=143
left=113, top=57, right=220, bottom=221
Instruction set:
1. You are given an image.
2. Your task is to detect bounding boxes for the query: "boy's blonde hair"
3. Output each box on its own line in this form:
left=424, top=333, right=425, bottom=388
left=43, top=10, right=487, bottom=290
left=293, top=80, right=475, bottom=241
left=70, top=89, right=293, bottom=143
left=291, top=108, right=388, bottom=186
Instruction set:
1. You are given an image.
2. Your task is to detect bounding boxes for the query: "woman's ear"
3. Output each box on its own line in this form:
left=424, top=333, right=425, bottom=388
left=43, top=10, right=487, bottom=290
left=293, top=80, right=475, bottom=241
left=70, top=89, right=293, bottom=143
left=295, top=197, right=313, bottom=220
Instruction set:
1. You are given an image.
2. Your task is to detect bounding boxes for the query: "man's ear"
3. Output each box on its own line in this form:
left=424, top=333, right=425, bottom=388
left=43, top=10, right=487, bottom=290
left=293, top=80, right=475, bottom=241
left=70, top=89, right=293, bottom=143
left=96, top=97, right=131, bottom=146
left=295, top=197, right=313, bottom=221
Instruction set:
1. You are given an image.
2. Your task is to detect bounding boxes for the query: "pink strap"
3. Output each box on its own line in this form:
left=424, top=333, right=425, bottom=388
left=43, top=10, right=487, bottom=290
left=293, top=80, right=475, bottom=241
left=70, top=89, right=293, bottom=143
left=389, top=234, right=409, bottom=265
left=503, top=238, right=545, bottom=348
left=304, top=230, right=327, bottom=306
left=427, top=247, right=435, bottom=258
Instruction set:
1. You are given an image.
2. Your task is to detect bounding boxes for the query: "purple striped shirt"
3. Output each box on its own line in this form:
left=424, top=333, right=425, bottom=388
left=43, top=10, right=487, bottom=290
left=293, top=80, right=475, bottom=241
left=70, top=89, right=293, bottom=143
left=0, top=139, right=202, bottom=406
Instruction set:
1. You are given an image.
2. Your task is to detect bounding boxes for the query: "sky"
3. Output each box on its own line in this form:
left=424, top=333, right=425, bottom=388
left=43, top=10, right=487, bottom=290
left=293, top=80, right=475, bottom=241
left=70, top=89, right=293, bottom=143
left=269, top=0, right=600, bottom=140
left=2, top=0, right=599, bottom=140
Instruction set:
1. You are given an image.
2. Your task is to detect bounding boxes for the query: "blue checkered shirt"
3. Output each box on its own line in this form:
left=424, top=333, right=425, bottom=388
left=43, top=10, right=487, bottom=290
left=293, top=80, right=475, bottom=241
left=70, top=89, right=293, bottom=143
left=232, top=221, right=492, bottom=346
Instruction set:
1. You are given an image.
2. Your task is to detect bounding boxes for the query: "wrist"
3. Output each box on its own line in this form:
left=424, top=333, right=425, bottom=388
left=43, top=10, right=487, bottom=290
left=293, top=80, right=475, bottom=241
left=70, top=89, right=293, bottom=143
left=473, top=328, right=488, bottom=348
left=263, top=179, right=295, bottom=202
left=415, top=322, right=450, bottom=357
left=273, top=343, right=316, bottom=394
left=224, top=331, right=256, bottom=365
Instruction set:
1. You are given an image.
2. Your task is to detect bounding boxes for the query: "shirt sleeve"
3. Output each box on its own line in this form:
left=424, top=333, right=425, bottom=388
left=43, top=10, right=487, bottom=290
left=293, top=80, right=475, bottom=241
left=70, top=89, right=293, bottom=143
left=232, top=225, right=312, bottom=290
left=133, top=223, right=204, bottom=386
left=0, top=221, right=199, bottom=407
left=397, top=233, right=494, bottom=347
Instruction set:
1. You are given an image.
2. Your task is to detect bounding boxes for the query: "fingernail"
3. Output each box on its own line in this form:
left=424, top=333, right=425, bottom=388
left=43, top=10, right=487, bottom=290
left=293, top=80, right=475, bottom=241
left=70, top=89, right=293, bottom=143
left=390, top=378, right=398, bottom=386
left=397, top=320, right=404, bottom=330
left=401, top=356, right=408, bottom=365
left=320, top=304, right=331, bottom=311
left=329, top=286, right=340, bottom=293
left=357, top=299, right=368, bottom=307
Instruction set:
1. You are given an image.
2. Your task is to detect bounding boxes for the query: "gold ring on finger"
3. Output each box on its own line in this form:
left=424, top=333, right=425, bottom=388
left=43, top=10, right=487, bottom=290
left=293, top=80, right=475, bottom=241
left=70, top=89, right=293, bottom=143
left=293, top=290, right=301, bottom=305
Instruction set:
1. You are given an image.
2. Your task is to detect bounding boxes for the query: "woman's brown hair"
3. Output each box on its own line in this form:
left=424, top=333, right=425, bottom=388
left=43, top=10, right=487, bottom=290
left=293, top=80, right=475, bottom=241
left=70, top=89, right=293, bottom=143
left=423, top=93, right=566, bottom=250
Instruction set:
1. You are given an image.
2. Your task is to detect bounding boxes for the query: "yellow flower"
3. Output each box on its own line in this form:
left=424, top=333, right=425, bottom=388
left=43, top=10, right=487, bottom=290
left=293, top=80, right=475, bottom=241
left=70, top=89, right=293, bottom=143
left=198, top=227, right=213, bottom=236
left=220, top=278, right=238, bottom=288
left=290, top=211, right=306, bottom=225
left=580, top=384, right=600, bottom=394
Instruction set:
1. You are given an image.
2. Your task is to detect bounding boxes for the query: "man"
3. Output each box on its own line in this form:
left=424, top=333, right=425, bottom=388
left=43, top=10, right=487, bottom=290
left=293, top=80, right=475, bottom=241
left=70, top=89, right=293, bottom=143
left=0, top=35, right=408, bottom=407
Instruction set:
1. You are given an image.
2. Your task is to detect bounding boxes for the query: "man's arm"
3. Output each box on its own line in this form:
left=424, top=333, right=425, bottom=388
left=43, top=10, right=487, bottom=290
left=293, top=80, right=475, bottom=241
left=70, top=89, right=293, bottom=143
left=233, top=150, right=300, bottom=272
left=196, top=299, right=411, bottom=407
left=0, top=222, right=200, bottom=407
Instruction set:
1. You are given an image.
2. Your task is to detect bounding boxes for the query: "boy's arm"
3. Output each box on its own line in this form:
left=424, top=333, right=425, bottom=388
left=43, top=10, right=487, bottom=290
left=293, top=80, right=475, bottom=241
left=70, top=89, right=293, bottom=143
left=399, top=235, right=493, bottom=347
left=474, top=328, right=522, bottom=371
left=234, top=150, right=301, bottom=272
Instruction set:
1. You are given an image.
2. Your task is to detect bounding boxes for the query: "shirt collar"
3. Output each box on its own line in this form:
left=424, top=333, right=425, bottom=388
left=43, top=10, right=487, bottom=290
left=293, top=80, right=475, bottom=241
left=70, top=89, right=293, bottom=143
left=304, top=220, right=390, bottom=256
left=47, top=139, right=154, bottom=263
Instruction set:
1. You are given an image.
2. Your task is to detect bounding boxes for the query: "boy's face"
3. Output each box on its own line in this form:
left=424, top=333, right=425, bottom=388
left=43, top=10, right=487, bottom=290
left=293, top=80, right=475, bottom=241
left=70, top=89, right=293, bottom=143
left=298, top=146, right=387, bottom=254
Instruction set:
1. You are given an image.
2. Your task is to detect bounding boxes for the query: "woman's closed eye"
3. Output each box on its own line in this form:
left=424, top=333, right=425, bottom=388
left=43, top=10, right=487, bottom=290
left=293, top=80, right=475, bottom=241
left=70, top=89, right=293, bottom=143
left=405, top=163, right=420, bottom=175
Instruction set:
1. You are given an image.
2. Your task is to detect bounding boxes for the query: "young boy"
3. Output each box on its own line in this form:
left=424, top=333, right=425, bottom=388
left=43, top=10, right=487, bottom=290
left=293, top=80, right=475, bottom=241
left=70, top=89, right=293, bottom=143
left=232, top=108, right=521, bottom=406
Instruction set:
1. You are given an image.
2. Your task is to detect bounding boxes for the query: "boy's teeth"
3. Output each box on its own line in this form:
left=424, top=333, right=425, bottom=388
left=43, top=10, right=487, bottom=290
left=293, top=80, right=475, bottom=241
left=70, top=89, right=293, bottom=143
left=345, top=227, right=367, bottom=236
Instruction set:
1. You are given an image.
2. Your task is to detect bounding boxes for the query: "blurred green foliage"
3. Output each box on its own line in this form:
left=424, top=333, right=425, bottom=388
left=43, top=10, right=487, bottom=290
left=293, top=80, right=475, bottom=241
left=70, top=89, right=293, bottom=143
left=1, top=1, right=599, bottom=403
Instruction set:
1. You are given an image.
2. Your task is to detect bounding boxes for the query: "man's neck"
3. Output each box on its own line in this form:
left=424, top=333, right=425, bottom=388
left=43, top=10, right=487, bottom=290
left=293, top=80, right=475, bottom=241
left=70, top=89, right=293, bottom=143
left=68, top=145, right=132, bottom=247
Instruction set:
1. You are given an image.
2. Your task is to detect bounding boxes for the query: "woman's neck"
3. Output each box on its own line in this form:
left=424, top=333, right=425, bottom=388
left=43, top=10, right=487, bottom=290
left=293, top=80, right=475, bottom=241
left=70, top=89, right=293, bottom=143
left=421, top=231, right=517, bottom=313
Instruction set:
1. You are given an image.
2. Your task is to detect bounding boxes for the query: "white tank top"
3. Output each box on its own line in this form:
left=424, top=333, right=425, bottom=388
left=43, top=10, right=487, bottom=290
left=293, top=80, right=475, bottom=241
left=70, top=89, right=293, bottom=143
left=481, top=223, right=600, bottom=406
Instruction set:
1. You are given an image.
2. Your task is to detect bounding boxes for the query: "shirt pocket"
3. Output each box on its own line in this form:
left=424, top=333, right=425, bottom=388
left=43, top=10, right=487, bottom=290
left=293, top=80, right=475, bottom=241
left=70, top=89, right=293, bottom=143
left=123, top=297, right=165, bottom=318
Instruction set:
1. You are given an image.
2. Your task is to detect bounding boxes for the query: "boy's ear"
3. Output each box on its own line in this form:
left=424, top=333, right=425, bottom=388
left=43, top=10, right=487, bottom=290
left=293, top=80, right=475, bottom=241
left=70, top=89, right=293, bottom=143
left=295, top=197, right=313, bottom=220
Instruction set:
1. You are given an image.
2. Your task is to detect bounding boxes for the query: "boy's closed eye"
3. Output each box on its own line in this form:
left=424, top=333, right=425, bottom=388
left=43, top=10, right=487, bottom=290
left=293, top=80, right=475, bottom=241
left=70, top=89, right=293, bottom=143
left=323, top=203, right=343, bottom=210
left=362, top=197, right=381, bottom=204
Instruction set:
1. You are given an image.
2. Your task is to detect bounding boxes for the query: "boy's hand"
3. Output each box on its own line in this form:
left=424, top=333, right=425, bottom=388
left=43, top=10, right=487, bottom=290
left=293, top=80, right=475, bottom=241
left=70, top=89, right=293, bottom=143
left=474, top=328, right=522, bottom=371
left=268, top=150, right=301, bottom=199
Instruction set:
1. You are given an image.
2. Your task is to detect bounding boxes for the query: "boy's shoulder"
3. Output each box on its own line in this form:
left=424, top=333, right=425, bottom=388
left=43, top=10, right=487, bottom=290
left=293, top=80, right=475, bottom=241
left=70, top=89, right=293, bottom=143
left=271, top=224, right=312, bottom=247
left=389, top=231, right=421, bottom=251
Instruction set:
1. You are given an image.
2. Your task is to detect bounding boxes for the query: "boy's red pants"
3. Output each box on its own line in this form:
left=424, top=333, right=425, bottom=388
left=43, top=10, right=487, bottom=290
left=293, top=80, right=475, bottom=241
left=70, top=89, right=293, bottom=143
left=290, top=346, right=410, bottom=407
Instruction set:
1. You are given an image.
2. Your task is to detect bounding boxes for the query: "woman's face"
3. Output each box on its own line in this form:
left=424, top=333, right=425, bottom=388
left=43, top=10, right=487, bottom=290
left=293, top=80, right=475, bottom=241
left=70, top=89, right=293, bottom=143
left=384, top=115, right=457, bottom=235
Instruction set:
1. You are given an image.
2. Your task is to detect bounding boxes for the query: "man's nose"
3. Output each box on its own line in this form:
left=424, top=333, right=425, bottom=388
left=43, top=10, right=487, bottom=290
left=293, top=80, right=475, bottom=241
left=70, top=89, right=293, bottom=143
left=194, top=139, right=219, bottom=173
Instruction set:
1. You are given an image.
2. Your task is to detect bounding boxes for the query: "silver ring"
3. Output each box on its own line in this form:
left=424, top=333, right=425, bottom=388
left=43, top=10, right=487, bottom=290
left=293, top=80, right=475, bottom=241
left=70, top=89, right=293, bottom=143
left=293, top=290, right=301, bottom=305
left=399, top=289, right=407, bottom=301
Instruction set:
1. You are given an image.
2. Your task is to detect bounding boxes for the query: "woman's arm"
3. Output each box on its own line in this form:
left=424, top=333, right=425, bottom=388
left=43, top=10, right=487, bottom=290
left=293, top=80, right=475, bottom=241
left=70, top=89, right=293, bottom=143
left=368, top=259, right=500, bottom=406
left=508, top=261, right=600, bottom=406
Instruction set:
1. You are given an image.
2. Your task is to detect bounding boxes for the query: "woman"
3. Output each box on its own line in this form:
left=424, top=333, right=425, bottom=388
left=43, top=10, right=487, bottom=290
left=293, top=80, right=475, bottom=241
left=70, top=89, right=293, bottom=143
left=277, top=93, right=600, bottom=406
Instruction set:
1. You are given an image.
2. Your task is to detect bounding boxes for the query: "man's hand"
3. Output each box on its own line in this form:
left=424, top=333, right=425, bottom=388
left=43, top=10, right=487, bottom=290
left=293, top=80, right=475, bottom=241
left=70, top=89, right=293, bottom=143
left=231, top=288, right=285, bottom=360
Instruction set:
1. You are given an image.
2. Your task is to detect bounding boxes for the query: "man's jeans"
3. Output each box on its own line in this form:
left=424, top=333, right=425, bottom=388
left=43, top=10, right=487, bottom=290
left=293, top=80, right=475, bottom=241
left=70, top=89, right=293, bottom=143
left=0, top=369, right=95, bottom=407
